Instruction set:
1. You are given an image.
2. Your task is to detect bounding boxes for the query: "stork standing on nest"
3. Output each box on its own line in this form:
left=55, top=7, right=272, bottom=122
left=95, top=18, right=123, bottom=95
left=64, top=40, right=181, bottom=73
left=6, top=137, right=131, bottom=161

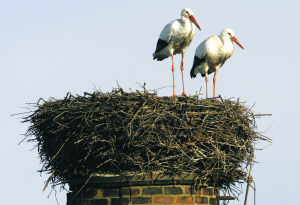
left=153, top=8, right=201, bottom=97
left=190, top=28, right=244, bottom=98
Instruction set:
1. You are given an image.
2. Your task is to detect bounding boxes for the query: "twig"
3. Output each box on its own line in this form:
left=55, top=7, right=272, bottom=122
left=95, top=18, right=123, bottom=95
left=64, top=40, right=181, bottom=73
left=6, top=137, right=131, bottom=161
left=244, top=148, right=254, bottom=205
left=43, top=169, right=56, bottom=191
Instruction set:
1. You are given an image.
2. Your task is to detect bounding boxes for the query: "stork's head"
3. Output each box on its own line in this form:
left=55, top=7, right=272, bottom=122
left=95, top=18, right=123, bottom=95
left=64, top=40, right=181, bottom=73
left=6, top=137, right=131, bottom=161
left=181, top=8, right=201, bottom=30
left=221, top=28, right=244, bottom=49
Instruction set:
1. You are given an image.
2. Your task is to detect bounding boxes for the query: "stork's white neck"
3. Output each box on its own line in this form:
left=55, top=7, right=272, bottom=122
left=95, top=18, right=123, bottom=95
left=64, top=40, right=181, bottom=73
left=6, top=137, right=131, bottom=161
left=181, top=15, right=189, bottom=22
left=181, top=16, right=195, bottom=32
left=220, top=36, right=234, bottom=57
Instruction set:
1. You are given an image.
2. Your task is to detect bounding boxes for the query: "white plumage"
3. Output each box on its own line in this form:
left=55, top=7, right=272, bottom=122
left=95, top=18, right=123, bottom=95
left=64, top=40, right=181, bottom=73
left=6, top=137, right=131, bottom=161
left=153, top=8, right=201, bottom=96
left=190, top=28, right=244, bottom=98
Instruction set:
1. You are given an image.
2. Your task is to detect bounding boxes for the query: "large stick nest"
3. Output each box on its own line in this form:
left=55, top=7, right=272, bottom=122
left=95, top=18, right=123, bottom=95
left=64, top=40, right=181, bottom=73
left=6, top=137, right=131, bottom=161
left=22, top=89, right=270, bottom=194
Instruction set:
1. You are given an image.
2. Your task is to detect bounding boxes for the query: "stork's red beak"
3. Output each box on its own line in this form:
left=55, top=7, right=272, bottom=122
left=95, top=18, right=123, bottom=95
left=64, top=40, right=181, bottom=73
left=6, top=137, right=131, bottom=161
left=232, top=36, right=244, bottom=49
left=189, top=15, right=201, bottom=30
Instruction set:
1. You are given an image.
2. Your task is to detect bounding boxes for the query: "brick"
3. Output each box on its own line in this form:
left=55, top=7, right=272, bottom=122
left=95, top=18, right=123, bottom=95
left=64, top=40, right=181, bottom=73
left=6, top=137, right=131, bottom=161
left=102, top=188, right=140, bottom=197
left=202, top=188, right=213, bottom=196
left=82, top=189, right=98, bottom=199
left=185, top=187, right=201, bottom=195
left=176, top=196, right=194, bottom=204
left=111, top=198, right=130, bottom=205
left=195, top=196, right=208, bottom=204
left=154, top=196, right=174, bottom=204
left=121, top=188, right=140, bottom=196
left=132, top=197, right=152, bottom=204
left=94, top=189, right=104, bottom=199
left=164, top=187, right=183, bottom=195
left=142, top=187, right=162, bottom=195
left=67, top=189, right=98, bottom=200
left=209, top=198, right=217, bottom=205
left=103, top=189, right=120, bottom=197
left=91, top=199, right=108, bottom=205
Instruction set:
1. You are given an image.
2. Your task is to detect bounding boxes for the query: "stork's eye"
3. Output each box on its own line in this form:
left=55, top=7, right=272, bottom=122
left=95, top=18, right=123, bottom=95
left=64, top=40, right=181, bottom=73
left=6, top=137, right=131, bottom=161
left=228, top=32, right=232, bottom=36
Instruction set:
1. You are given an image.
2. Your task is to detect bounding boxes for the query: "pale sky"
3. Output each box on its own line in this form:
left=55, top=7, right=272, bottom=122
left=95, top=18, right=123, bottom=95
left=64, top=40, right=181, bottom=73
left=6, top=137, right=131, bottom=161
left=1, top=1, right=299, bottom=204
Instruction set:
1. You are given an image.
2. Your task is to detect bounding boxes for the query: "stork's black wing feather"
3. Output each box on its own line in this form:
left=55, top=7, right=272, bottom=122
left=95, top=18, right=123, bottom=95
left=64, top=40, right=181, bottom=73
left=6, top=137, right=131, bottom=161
left=190, top=56, right=206, bottom=78
left=154, top=39, right=170, bottom=54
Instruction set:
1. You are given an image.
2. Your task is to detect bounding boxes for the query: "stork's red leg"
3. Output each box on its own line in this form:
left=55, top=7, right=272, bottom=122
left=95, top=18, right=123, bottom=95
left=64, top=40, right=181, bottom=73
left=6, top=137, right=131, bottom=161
left=213, top=69, right=218, bottom=98
left=171, top=54, right=176, bottom=97
left=180, top=52, right=187, bottom=96
left=205, top=72, right=208, bottom=98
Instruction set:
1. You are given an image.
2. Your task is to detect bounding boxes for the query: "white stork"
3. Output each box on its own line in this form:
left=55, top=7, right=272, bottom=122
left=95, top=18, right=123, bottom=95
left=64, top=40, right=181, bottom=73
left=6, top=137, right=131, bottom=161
left=190, top=28, right=244, bottom=98
left=153, top=8, right=201, bottom=97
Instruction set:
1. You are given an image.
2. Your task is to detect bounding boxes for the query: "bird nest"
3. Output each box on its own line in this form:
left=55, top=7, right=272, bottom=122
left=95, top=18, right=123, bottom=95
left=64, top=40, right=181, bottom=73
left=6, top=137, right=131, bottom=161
left=22, top=88, right=270, bottom=194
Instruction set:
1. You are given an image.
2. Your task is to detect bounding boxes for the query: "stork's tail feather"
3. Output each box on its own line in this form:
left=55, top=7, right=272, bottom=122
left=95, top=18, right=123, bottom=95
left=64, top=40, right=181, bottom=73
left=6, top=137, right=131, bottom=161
left=153, top=53, right=167, bottom=61
left=153, top=54, right=157, bottom=60
left=190, top=67, right=196, bottom=78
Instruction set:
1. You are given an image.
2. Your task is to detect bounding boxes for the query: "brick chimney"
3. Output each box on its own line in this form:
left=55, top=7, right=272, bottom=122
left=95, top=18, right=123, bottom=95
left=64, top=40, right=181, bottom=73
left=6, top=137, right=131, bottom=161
left=67, top=174, right=219, bottom=205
